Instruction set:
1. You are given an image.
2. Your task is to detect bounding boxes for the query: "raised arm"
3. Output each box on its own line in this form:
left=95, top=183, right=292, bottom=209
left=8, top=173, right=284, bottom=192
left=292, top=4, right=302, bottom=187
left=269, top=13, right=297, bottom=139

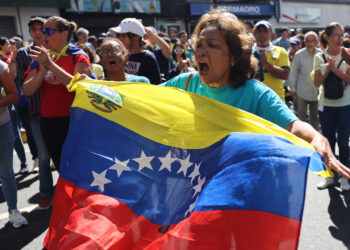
left=28, top=46, right=92, bottom=86
left=144, top=27, right=171, bottom=59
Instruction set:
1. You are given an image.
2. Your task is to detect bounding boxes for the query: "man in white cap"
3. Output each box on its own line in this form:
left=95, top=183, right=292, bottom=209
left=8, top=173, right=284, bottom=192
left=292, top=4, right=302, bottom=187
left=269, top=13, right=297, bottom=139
left=112, top=18, right=161, bottom=84
left=253, top=20, right=290, bottom=102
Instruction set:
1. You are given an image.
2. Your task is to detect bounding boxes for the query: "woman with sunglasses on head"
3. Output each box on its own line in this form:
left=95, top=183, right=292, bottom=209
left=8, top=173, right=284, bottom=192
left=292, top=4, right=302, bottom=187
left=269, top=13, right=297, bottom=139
left=313, top=22, right=350, bottom=190
left=172, top=43, right=195, bottom=75
left=163, top=10, right=350, bottom=179
left=23, top=16, right=92, bottom=172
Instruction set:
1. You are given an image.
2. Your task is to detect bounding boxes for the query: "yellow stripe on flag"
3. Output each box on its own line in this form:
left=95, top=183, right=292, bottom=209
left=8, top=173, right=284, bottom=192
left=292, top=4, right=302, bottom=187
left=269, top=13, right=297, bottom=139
left=68, top=74, right=333, bottom=177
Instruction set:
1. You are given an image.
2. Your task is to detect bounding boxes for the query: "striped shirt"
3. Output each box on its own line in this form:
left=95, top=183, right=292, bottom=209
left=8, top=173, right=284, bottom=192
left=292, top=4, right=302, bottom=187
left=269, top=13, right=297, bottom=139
left=16, top=45, right=41, bottom=117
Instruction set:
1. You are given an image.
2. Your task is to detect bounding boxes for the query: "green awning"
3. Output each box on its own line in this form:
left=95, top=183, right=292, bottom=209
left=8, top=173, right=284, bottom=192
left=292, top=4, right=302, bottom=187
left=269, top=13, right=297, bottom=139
left=0, top=0, right=70, bottom=8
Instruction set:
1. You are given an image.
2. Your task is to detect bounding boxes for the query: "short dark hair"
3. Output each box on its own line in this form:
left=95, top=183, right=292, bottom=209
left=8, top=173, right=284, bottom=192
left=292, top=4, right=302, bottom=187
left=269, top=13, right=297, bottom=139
left=244, top=21, right=254, bottom=29
left=169, top=27, right=178, bottom=33
left=178, top=31, right=187, bottom=38
left=0, top=37, right=9, bottom=47
left=343, top=37, right=350, bottom=48
left=171, top=43, right=186, bottom=62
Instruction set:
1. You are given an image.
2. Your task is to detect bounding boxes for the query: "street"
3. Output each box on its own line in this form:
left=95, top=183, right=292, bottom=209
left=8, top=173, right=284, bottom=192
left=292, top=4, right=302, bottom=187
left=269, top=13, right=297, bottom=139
left=0, top=144, right=349, bottom=250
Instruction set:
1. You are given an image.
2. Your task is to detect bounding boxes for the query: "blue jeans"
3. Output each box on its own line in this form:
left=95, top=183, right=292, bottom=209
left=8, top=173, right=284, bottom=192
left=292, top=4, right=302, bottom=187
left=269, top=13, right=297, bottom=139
left=16, top=105, right=38, bottom=159
left=8, top=105, right=26, bottom=164
left=0, top=121, right=18, bottom=212
left=319, top=105, right=350, bottom=167
left=31, top=116, right=54, bottom=197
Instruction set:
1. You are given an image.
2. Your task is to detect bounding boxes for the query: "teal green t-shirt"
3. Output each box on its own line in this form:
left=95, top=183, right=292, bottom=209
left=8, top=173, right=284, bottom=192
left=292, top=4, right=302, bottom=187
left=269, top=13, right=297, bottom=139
left=163, top=72, right=297, bottom=128
left=126, top=74, right=150, bottom=83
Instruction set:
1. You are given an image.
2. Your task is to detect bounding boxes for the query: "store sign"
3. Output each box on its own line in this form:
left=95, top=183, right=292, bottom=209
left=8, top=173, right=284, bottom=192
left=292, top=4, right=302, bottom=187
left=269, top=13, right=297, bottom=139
left=190, top=3, right=274, bottom=16
left=280, top=7, right=321, bottom=23
left=67, top=0, right=160, bottom=14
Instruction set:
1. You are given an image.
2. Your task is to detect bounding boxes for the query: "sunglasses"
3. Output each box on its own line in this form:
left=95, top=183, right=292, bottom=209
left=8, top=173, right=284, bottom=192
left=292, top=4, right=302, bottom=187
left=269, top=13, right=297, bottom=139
left=174, top=48, right=184, bottom=53
left=332, top=34, right=344, bottom=40
left=97, top=48, right=121, bottom=57
left=43, top=27, right=58, bottom=36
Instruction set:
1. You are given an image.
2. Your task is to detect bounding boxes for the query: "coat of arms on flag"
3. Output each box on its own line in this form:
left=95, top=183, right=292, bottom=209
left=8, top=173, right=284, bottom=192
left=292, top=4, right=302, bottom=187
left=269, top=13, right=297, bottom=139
left=44, top=75, right=331, bottom=249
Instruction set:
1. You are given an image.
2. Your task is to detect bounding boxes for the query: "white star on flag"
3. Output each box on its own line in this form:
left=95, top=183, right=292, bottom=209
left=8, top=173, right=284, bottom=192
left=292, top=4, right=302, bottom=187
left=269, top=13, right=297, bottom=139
left=133, top=150, right=154, bottom=171
left=177, top=154, right=193, bottom=177
left=188, top=162, right=201, bottom=184
left=109, top=157, right=131, bottom=178
left=90, top=169, right=112, bottom=192
left=192, top=175, right=206, bottom=198
left=185, top=196, right=199, bottom=218
left=158, top=151, right=176, bottom=172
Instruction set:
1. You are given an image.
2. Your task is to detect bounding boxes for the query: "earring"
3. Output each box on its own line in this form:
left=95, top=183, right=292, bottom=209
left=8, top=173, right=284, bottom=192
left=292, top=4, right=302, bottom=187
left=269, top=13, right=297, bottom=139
left=231, top=62, right=234, bottom=67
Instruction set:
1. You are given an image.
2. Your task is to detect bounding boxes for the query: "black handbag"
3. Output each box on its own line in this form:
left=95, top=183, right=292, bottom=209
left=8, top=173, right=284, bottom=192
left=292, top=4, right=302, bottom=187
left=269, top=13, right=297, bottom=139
left=322, top=54, right=346, bottom=99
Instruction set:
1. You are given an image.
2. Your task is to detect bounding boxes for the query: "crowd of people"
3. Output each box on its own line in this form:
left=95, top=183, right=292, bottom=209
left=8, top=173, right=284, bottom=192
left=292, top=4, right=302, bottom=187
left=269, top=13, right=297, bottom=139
left=1, top=9, right=350, bottom=230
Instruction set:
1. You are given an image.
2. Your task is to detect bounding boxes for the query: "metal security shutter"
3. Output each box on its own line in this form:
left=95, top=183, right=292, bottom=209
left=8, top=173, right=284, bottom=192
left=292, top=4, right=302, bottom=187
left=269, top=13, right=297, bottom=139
left=0, top=16, right=17, bottom=38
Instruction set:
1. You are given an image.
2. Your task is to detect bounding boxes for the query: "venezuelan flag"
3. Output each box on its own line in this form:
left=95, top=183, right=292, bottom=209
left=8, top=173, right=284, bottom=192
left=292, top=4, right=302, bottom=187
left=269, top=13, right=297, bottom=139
left=44, top=75, right=331, bottom=249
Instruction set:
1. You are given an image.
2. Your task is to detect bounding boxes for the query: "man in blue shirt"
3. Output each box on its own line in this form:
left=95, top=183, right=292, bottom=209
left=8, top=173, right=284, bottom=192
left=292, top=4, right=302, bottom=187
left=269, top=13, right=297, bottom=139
left=273, top=27, right=291, bottom=52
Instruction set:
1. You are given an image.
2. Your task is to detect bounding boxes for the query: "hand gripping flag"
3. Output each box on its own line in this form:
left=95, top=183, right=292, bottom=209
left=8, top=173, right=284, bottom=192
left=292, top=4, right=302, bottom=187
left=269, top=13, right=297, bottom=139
left=44, top=74, right=332, bottom=250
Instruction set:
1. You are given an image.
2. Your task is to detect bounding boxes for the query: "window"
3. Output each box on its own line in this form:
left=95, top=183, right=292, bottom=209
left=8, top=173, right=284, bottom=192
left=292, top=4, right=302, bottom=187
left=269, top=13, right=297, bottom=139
left=0, top=16, right=17, bottom=38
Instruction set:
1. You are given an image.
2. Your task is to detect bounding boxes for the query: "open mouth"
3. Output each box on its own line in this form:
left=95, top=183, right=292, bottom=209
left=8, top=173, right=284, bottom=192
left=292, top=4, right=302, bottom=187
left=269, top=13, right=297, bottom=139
left=199, top=62, right=209, bottom=74
left=108, top=60, right=116, bottom=65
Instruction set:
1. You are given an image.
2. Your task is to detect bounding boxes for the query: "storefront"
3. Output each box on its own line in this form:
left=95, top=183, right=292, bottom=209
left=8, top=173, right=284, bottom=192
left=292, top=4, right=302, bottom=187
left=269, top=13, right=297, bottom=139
left=187, top=2, right=275, bottom=33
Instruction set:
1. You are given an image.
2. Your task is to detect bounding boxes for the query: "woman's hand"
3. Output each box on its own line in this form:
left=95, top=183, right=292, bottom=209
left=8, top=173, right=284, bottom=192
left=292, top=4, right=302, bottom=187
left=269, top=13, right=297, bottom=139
left=29, top=45, right=54, bottom=70
left=287, top=120, right=350, bottom=178
left=310, top=132, right=350, bottom=178
left=327, top=56, right=336, bottom=71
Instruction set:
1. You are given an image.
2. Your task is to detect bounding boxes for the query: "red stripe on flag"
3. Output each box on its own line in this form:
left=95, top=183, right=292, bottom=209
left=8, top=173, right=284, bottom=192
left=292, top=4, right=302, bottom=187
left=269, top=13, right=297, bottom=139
left=44, top=178, right=301, bottom=250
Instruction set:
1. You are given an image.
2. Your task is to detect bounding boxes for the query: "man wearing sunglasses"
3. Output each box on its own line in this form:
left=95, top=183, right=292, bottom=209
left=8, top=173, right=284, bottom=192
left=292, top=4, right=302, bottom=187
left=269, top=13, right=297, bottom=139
left=15, top=17, right=55, bottom=210
left=111, top=18, right=161, bottom=84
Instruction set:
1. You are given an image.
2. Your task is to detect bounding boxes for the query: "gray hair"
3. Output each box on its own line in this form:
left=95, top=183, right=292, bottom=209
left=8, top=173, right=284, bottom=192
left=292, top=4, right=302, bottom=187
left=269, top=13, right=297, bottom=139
left=76, top=27, right=89, bottom=37
left=304, top=31, right=318, bottom=41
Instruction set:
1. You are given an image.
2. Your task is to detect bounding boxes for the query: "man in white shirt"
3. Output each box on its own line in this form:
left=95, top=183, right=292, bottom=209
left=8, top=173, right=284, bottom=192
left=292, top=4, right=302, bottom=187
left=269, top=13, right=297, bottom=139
left=289, top=31, right=321, bottom=130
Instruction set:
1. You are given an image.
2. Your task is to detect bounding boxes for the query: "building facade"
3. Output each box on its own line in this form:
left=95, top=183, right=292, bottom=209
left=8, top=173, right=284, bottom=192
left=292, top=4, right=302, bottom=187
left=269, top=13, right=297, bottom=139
left=0, top=0, right=68, bottom=42
left=0, top=0, right=350, bottom=42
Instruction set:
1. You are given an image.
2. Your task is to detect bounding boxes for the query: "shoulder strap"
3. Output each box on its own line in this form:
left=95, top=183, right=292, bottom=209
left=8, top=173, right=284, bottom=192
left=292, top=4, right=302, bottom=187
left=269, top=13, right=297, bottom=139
left=185, top=73, right=194, bottom=91
left=337, top=59, right=344, bottom=68
left=73, top=54, right=76, bottom=65
left=322, top=53, right=327, bottom=63
left=322, top=53, right=343, bottom=68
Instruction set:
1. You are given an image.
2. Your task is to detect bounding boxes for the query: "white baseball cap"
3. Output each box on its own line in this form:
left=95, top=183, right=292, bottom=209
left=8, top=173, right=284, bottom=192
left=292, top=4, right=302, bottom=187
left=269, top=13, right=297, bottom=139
left=114, top=18, right=145, bottom=37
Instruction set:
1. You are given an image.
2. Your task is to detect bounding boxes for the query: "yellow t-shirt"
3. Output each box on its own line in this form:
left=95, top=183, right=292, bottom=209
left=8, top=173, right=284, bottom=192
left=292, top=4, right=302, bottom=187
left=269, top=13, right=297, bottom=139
left=262, top=46, right=290, bottom=101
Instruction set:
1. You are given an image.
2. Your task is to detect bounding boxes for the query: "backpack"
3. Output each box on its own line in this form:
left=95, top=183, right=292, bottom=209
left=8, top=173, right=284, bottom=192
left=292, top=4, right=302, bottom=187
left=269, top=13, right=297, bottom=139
left=322, top=54, right=346, bottom=99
